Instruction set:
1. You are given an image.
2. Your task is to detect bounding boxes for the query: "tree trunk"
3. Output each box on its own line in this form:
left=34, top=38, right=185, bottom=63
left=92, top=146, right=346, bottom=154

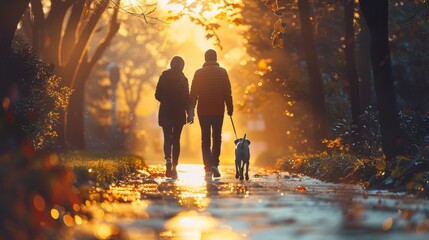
left=60, top=0, right=86, bottom=64
left=64, top=74, right=86, bottom=150
left=356, top=22, right=373, bottom=110
left=0, top=0, right=30, bottom=57
left=344, top=0, right=361, bottom=124
left=43, top=1, right=72, bottom=66
left=29, top=0, right=44, bottom=54
left=359, top=0, right=403, bottom=161
left=297, top=0, right=328, bottom=149
left=0, top=0, right=31, bottom=109
left=63, top=55, right=93, bottom=150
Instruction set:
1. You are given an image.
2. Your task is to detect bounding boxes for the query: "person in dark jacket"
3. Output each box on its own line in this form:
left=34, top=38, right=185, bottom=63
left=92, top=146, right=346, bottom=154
left=155, top=56, right=191, bottom=178
left=189, top=49, right=233, bottom=178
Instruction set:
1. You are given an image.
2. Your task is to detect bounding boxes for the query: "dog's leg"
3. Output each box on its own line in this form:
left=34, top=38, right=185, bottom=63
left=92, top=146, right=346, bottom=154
left=240, top=161, right=244, bottom=180
left=235, top=159, right=240, bottom=179
left=245, top=161, right=249, bottom=180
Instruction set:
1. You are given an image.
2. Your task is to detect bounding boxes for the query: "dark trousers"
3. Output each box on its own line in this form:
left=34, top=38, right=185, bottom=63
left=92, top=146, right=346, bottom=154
left=198, top=115, right=224, bottom=171
left=162, top=125, right=183, bottom=167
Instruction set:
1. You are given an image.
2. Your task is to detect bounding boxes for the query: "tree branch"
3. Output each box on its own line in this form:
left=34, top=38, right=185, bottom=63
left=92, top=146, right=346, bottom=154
left=60, top=0, right=86, bottom=66
left=30, top=0, right=44, bottom=53
left=66, top=0, right=109, bottom=88
left=88, top=3, right=120, bottom=70
left=44, top=0, right=74, bottom=65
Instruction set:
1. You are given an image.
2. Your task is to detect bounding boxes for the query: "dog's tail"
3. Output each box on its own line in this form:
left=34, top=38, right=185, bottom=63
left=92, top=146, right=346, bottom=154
left=241, top=134, right=247, bottom=149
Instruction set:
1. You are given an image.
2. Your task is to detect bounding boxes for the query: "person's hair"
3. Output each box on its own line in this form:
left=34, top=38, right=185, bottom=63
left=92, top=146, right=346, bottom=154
left=170, top=56, right=185, bottom=71
left=204, top=49, right=217, bottom=61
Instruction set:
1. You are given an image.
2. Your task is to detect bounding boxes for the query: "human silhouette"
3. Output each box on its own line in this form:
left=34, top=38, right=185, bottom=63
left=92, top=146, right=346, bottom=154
left=155, top=56, right=191, bottom=178
left=189, top=49, right=233, bottom=178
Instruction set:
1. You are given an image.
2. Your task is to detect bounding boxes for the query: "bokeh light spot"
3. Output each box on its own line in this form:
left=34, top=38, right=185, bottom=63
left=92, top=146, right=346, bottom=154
left=382, top=217, right=393, bottom=231
left=416, top=219, right=429, bottom=234
left=50, top=208, right=60, bottom=219
left=296, top=185, right=306, bottom=192
left=2, top=97, right=10, bottom=110
left=33, top=194, right=45, bottom=212
left=63, top=214, right=75, bottom=227
left=94, top=224, right=119, bottom=239
left=74, top=215, right=83, bottom=225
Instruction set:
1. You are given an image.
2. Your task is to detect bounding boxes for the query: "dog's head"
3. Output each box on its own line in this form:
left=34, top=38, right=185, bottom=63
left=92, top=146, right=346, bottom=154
left=234, top=134, right=251, bottom=149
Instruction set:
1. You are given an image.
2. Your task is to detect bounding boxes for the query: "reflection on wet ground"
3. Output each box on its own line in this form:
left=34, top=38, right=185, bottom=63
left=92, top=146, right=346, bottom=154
left=67, top=164, right=429, bottom=239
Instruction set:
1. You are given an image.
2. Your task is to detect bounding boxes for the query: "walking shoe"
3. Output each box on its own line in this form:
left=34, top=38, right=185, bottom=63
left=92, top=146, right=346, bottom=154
left=205, top=170, right=212, bottom=179
left=165, top=162, right=172, bottom=178
left=211, top=166, right=221, bottom=178
left=171, top=167, right=178, bottom=179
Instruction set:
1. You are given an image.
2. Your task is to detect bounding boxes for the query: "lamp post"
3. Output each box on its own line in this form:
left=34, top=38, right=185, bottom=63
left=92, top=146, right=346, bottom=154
left=106, top=62, right=120, bottom=147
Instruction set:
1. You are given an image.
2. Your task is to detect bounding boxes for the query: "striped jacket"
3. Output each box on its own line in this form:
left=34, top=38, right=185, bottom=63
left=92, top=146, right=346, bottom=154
left=190, top=61, right=233, bottom=116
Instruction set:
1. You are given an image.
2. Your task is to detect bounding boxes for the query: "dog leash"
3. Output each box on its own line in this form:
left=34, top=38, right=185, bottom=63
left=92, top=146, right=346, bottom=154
left=230, top=116, right=238, bottom=140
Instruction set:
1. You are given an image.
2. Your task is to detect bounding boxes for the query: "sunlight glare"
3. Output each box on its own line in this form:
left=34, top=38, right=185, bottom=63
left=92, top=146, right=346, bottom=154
left=123, top=0, right=140, bottom=7
left=165, top=211, right=218, bottom=239
left=173, top=164, right=211, bottom=209
left=175, top=164, right=207, bottom=187
left=191, top=2, right=203, bottom=14
left=165, top=210, right=243, bottom=239
left=202, top=4, right=222, bottom=19
left=186, top=0, right=197, bottom=5
left=165, top=3, right=184, bottom=12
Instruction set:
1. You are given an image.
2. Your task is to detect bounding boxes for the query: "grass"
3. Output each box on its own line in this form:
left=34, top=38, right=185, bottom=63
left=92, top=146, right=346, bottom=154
left=277, top=151, right=429, bottom=198
left=277, top=152, right=382, bottom=186
left=59, top=151, right=146, bottom=188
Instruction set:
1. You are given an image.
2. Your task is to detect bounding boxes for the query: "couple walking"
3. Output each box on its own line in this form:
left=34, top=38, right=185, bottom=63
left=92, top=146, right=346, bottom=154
left=155, top=49, right=233, bottom=179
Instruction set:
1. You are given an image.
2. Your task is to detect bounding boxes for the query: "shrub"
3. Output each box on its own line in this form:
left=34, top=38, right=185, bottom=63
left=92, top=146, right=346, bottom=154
left=10, top=35, right=72, bottom=151
left=0, top=36, right=77, bottom=239
left=332, top=106, right=429, bottom=157
left=332, top=106, right=383, bottom=158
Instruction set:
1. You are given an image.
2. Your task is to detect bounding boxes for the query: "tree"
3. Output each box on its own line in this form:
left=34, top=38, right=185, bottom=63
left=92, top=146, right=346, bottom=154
left=389, top=0, right=429, bottom=112
left=358, top=0, right=403, bottom=162
left=0, top=0, right=31, bottom=109
left=21, top=0, right=121, bottom=149
left=344, top=0, right=361, bottom=125
left=0, top=0, right=30, bottom=57
left=296, top=0, right=328, bottom=148
left=165, top=0, right=243, bottom=49
left=342, top=0, right=367, bottom=153
left=263, top=0, right=330, bottom=149
left=356, top=21, right=373, bottom=110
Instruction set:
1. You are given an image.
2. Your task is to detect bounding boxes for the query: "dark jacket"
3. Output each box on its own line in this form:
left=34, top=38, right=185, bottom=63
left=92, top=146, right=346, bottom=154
left=190, top=61, right=233, bottom=116
left=155, top=69, right=190, bottom=126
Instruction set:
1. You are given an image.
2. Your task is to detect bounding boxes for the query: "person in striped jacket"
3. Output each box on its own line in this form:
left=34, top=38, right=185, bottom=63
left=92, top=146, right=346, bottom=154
left=189, top=49, right=233, bottom=178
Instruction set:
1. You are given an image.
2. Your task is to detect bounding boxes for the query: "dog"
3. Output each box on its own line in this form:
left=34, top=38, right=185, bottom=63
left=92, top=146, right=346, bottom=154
left=234, top=134, right=251, bottom=180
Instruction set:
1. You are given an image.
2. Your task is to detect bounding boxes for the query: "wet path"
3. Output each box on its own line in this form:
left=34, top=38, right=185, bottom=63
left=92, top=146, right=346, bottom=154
left=67, top=164, right=429, bottom=239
